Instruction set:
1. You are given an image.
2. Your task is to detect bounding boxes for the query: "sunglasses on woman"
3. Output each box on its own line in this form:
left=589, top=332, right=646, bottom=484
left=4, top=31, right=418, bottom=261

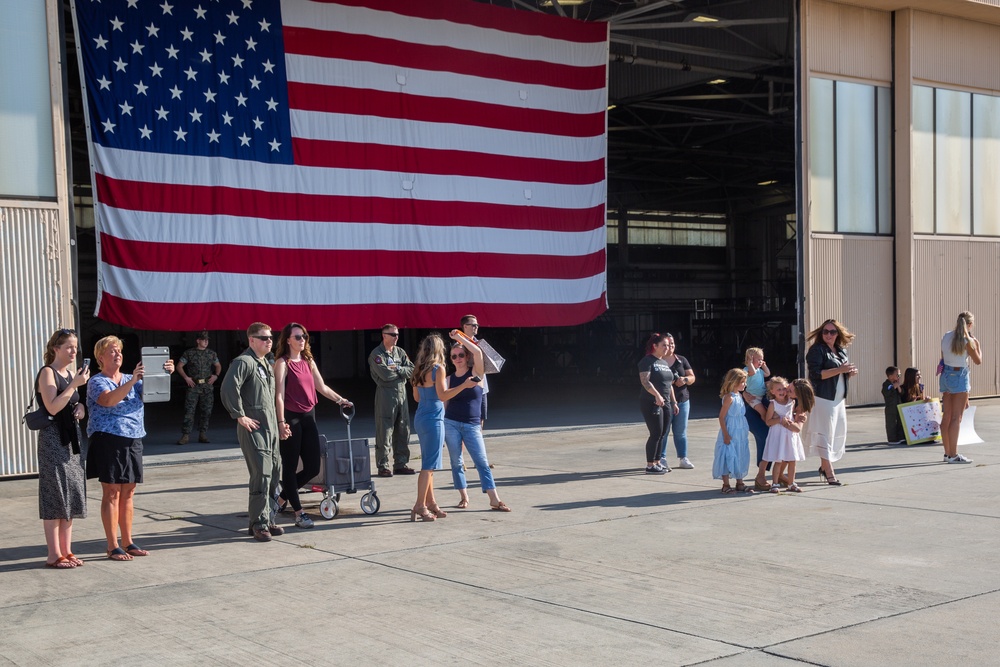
left=291, top=334, right=308, bottom=341
left=450, top=353, right=466, bottom=360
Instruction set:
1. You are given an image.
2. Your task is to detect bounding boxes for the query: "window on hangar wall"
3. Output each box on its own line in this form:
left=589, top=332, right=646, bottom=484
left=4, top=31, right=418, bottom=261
left=809, top=78, right=892, bottom=235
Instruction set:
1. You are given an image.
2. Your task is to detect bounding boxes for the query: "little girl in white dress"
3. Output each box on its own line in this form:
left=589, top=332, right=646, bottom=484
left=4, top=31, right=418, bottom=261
left=762, top=377, right=806, bottom=492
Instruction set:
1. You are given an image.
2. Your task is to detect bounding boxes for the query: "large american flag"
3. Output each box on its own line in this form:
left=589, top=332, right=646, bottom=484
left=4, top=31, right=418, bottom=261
left=72, top=0, right=608, bottom=331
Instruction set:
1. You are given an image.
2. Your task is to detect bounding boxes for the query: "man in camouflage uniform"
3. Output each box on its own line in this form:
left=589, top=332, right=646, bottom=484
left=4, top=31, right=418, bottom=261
left=177, top=331, right=222, bottom=445
left=367, top=324, right=415, bottom=477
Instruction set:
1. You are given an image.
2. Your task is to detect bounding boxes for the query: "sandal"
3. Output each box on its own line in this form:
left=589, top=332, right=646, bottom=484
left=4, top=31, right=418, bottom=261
left=770, top=484, right=781, bottom=494
left=45, top=555, right=76, bottom=569
left=754, top=479, right=772, bottom=492
left=107, top=547, right=132, bottom=561
left=490, top=501, right=512, bottom=512
left=427, top=504, right=448, bottom=519
left=66, top=553, right=84, bottom=566
left=721, top=484, right=735, bottom=494
left=456, top=499, right=469, bottom=509
left=787, top=483, right=802, bottom=493
left=125, top=544, right=149, bottom=557
left=735, top=481, right=754, bottom=494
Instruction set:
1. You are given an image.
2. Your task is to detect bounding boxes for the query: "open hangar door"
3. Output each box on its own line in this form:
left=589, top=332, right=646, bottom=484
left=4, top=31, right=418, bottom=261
left=471, top=0, right=799, bottom=387
left=63, top=0, right=797, bottom=389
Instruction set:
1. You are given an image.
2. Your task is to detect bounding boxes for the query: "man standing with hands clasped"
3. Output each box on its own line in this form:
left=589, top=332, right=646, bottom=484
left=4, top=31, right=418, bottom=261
left=221, top=323, right=287, bottom=542
left=176, top=330, right=222, bottom=445
left=368, top=324, right=415, bottom=477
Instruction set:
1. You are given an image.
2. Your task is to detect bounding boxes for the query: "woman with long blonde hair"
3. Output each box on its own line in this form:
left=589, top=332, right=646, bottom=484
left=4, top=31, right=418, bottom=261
left=939, top=312, right=982, bottom=463
left=410, top=332, right=479, bottom=521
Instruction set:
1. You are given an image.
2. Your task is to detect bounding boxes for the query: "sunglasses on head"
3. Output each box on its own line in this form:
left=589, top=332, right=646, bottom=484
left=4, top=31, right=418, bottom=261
left=59, top=328, right=77, bottom=336
left=291, top=334, right=308, bottom=341
left=251, top=335, right=274, bottom=342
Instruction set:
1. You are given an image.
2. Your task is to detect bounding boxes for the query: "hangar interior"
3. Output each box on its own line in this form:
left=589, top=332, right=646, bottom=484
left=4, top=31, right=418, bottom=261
left=62, top=0, right=798, bottom=384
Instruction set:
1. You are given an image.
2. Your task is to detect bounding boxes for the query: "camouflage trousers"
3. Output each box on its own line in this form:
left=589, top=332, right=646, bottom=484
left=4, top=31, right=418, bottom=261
left=182, top=383, right=214, bottom=434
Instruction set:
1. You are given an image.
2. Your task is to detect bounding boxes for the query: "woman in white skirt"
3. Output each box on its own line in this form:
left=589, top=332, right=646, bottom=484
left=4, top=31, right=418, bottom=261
left=803, top=319, right=857, bottom=485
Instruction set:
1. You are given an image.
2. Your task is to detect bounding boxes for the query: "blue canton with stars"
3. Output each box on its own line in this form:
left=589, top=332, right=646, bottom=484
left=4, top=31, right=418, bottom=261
left=75, top=0, right=293, bottom=164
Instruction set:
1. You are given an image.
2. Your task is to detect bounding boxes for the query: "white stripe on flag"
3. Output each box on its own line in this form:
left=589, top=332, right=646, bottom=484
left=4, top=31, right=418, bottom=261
left=100, top=265, right=608, bottom=305
left=97, top=205, right=609, bottom=256
left=285, top=55, right=607, bottom=114
left=289, top=110, right=605, bottom=162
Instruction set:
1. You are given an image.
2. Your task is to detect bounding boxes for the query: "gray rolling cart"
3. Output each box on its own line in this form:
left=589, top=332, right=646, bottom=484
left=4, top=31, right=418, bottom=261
left=308, top=404, right=380, bottom=519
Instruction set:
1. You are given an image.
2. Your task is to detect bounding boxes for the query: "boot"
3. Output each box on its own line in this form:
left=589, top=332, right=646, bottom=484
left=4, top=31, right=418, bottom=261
left=198, top=431, right=210, bottom=443
left=177, top=434, right=189, bottom=445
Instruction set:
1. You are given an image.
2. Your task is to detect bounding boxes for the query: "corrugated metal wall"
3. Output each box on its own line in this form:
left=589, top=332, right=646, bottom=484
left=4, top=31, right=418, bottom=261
left=807, top=0, right=891, bottom=83
left=913, top=238, right=1000, bottom=397
left=809, top=236, right=895, bottom=406
left=0, top=0, right=75, bottom=477
left=913, top=12, right=1000, bottom=93
left=0, top=205, right=74, bottom=476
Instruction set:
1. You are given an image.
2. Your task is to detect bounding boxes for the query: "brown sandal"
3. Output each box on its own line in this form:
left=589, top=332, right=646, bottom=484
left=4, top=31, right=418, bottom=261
left=456, top=499, right=469, bottom=509
left=45, top=555, right=76, bottom=569
left=66, top=553, right=84, bottom=566
left=754, top=479, right=772, bottom=492
left=735, top=481, right=755, bottom=494
left=721, top=484, right=735, bottom=494
left=490, top=501, right=512, bottom=512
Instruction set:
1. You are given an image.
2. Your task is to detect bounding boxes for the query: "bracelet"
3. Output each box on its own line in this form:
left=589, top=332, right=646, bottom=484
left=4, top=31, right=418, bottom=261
left=278, top=420, right=286, bottom=424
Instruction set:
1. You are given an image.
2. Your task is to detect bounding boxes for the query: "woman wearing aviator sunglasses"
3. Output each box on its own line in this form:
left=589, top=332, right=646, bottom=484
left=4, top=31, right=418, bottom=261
left=803, top=319, right=858, bottom=485
left=444, top=332, right=511, bottom=511
left=273, top=322, right=352, bottom=529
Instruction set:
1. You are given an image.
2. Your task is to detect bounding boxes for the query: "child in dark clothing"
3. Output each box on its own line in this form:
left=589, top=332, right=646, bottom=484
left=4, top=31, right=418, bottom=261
left=882, top=366, right=905, bottom=444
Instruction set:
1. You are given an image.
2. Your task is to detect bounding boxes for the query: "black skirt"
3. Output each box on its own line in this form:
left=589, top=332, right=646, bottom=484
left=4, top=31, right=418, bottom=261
left=86, top=431, right=143, bottom=484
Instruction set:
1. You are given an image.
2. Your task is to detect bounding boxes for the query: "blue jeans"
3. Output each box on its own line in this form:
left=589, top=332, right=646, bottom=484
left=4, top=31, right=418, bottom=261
left=444, top=418, right=496, bottom=491
left=661, top=400, right=690, bottom=460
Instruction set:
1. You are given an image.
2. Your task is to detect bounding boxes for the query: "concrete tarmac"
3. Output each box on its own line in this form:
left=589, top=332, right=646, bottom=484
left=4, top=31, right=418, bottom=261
left=2, top=396, right=997, bottom=666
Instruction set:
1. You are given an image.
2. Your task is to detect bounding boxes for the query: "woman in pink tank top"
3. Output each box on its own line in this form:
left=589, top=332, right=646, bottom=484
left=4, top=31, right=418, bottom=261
left=273, top=322, right=353, bottom=529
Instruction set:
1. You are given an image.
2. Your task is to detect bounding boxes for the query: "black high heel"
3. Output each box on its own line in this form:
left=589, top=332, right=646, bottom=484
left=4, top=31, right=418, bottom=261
left=818, top=466, right=842, bottom=486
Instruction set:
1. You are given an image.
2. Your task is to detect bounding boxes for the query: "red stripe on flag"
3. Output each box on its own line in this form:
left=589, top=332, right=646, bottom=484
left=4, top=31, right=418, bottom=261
left=98, top=293, right=609, bottom=331
left=291, top=138, right=605, bottom=186
left=284, top=27, right=605, bottom=91
left=305, top=0, right=609, bottom=44
left=95, top=174, right=606, bottom=232
left=99, top=233, right=607, bottom=279
left=287, top=83, right=605, bottom=139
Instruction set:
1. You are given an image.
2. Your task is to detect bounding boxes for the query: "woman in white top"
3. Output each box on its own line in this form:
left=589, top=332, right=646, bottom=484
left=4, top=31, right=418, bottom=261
left=938, top=312, right=982, bottom=463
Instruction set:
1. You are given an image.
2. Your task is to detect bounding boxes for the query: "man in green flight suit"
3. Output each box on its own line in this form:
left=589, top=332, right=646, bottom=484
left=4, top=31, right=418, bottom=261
left=368, top=323, right=415, bottom=477
left=220, top=322, right=285, bottom=542
left=176, top=330, right=222, bottom=445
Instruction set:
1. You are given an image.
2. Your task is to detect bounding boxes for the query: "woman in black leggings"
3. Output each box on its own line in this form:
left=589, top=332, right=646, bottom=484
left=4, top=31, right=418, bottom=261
left=274, top=323, right=352, bottom=529
left=638, top=333, right=679, bottom=474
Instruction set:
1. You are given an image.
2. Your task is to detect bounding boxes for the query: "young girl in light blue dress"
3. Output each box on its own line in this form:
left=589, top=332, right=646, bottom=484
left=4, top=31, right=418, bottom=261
left=713, top=368, right=753, bottom=494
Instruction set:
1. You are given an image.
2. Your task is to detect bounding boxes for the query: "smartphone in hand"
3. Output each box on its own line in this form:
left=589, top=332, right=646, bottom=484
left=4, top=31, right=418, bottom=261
left=82, top=358, right=91, bottom=370
left=470, top=376, right=482, bottom=382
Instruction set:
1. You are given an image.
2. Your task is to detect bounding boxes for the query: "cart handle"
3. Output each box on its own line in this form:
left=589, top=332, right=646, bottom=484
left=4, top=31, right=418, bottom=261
left=339, top=402, right=356, bottom=423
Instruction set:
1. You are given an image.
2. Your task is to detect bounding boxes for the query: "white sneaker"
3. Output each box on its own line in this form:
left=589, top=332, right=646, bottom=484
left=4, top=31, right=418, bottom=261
left=948, top=454, right=973, bottom=463
left=677, top=457, right=695, bottom=469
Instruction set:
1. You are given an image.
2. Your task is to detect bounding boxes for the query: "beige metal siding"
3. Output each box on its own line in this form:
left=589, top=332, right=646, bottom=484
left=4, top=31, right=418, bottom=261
left=806, top=0, right=891, bottom=82
left=913, top=12, right=1000, bottom=93
left=808, top=235, right=894, bottom=405
left=913, top=238, right=1000, bottom=397
left=0, top=205, right=75, bottom=476
left=0, top=0, right=75, bottom=477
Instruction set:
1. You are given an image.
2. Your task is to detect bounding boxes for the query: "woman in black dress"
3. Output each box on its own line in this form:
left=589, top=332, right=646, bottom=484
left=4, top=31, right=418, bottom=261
left=36, top=328, right=90, bottom=568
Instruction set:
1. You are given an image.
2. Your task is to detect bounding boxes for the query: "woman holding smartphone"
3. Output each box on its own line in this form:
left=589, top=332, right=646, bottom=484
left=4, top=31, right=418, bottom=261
left=87, top=336, right=174, bottom=560
left=444, top=331, right=510, bottom=511
left=35, top=328, right=90, bottom=568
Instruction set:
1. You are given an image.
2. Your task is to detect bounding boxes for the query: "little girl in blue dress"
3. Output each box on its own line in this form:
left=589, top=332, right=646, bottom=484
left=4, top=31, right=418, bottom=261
left=713, top=368, right=753, bottom=494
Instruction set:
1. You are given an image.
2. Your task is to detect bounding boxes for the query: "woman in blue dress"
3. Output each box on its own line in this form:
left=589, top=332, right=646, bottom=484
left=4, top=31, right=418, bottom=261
left=410, top=332, right=480, bottom=521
